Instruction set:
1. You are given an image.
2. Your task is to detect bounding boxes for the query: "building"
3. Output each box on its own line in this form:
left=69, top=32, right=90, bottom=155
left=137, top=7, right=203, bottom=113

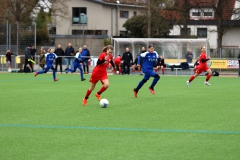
left=164, top=0, right=240, bottom=54
left=50, top=0, right=144, bottom=55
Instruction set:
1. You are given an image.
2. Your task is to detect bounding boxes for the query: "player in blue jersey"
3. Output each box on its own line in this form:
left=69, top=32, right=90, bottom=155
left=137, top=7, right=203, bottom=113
left=66, top=47, right=86, bottom=81
left=133, top=44, right=160, bottom=97
left=34, top=48, right=59, bottom=82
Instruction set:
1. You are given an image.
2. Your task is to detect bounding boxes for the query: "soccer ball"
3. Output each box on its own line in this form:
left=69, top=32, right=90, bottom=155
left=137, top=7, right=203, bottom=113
left=99, top=99, right=109, bottom=108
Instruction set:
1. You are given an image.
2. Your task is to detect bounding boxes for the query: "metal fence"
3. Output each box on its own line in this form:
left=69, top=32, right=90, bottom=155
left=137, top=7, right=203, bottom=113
left=0, top=22, right=36, bottom=55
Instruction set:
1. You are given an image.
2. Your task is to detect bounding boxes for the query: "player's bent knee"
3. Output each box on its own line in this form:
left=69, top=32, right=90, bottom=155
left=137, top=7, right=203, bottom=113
left=142, top=79, right=148, bottom=83
left=154, top=74, right=160, bottom=79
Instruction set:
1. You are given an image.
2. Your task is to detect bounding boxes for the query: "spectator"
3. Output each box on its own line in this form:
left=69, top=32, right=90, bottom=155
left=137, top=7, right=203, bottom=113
left=39, top=47, right=46, bottom=70
left=24, top=45, right=34, bottom=73
left=155, top=55, right=165, bottom=74
left=132, top=54, right=140, bottom=74
left=5, top=49, right=16, bottom=72
left=238, top=52, right=240, bottom=77
left=139, top=47, right=146, bottom=75
left=185, top=49, right=193, bottom=63
left=30, top=45, right=36, bottom=72
left=81, top=45, right=91, bottom=74
left=64, top=43, right=75, bottom=70
left=122, top=47, right=133, bottom=75
left=55, top=44, right=65, bottom=73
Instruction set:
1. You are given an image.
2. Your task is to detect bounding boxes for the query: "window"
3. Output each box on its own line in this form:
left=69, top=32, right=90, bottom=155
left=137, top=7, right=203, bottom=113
left=181, top=28, right=191, bottom=36
left=49, top=27, right=56, bottom=35
left=197, top=28, right=207, bottom=38
left=190, top=8, right=214, bottom=18
left=133, top=11, right=137, bottom=16
left=192, top=12, right=201, bottom=16
left=120, top=11, right=129, bottom=18
left=120, top=31, right=127, bottom=37
left=204, top=12, right=213, bottom=16
left=72, top=30, right=107, bottom=35
left=72, top=7, right=87, bottom=24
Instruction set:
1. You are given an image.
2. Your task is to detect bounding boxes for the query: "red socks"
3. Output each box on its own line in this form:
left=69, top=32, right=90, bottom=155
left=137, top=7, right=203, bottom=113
left=98, top=86, right=107, bottom=94
left=206, top=74, right=211, bottom=81
left=85, top=89, right=92, bottom=99
left=189, top=75, right=195, bottom=82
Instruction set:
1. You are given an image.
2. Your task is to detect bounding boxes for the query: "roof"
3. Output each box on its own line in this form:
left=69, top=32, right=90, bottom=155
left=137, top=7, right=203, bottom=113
left=90, top=0, right=144, bottom=6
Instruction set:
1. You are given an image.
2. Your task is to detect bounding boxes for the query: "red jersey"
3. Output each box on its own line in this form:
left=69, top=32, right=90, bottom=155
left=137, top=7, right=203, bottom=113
left=92, top=52, right=113, bottom=74
left=199, top=52, right=207, bottom=66
left=114, top=56, right=122, bottom=63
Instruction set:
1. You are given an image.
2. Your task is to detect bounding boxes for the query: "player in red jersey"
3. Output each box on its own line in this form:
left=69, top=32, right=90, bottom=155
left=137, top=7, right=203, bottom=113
left=83, top=45, right=115, bottom=106
left=186, top=46, right=212, bottom=87
left=114, top=54, right=122, bottom=74
left=193, top=56, right=200, bottom=73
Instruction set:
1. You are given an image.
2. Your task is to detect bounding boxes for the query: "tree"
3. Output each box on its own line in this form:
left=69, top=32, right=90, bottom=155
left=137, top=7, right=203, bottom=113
left=0, top=0, right=69, bottom=24
left=207, top=0, right=240, bottom=57
left=123, top=0, right=170, bottom=38
left=36, top=7, right=49, bottom=45
left=123, top=15, right=147, bottom=38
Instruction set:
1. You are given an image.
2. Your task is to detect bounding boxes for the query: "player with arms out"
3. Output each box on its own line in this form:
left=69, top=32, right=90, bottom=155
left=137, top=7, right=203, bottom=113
left=34, top=48, right=59, bottom=82
left=114, top=54, right=122, bottom=74
left=66, top=47, right=86, bottom=81
left=186, top=46, right=212, bottom=87
left=133, top=44, right=160, bottom=97
left=82, top=45, right=115, bottom=106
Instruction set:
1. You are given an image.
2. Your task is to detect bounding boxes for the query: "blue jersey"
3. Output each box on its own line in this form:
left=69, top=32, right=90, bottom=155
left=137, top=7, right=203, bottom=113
left=74, top=52, right=83, bottom=63
left=44, top=53, right=57, bottom=66
left=138, top=51, right=158, bottom=72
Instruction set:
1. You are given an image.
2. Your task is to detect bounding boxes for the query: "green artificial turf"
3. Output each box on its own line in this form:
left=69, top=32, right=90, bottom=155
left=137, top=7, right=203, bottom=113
left=0, top=73, right=239, bottom=160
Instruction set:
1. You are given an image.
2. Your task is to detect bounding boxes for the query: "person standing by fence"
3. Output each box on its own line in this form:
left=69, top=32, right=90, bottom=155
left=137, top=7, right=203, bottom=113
left=30, top=45, right=36, bottom=72
left=122, top=47, right=133, bottom=75
left=64, top=43, right=75, bottom=71
left=81, top=45, right=91, bottom=74
left=55, top=44, right=65, bottom=74
left=39, top=47, right=46, bottom=70
left=5, top=49, right=16, bottom=72
left=238, top=52, right=240, bottom=77
left=24, top=45, right=34, bottom=73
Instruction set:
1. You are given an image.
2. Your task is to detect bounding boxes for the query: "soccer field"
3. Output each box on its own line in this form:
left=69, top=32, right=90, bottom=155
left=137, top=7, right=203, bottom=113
left=0, top=73, right=239, bottom=160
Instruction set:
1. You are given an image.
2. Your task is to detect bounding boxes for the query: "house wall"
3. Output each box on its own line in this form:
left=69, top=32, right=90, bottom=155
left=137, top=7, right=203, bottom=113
left=55, top=0, right=141, bottom=37
left=169, top=25, right=240, bottom=49
left=222, top=27, right=240, bottom=48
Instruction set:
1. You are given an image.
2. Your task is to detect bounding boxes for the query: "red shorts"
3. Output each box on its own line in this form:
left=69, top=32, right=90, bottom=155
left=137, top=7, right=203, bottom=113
left=195, top=65, right=209, bottom=74
left=115, top=61, right=121, bottom=66
left=90, top=71, right=108, bottom=84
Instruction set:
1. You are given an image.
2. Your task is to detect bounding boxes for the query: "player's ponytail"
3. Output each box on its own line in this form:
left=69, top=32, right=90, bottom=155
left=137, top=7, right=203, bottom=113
left=102, top=45, right=113, bottom=52
left=48, top=47, right=53, bottom=52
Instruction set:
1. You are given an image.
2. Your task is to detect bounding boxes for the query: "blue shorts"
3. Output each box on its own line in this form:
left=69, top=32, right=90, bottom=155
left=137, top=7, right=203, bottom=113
left=45, top=65, right=54, bottom=71
left=143, top=70, right=157, bottom=80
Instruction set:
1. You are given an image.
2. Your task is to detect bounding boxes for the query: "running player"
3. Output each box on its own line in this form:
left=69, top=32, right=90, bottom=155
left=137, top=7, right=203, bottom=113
left=82, top=45, right=115, bottom=106
left=186, top=46, right=212, bottom=87
left=66, top=47, right=86, bottom=81
left=133, top=44, right=160, bottom=97
left=34, top=48, right=59, bottom=82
